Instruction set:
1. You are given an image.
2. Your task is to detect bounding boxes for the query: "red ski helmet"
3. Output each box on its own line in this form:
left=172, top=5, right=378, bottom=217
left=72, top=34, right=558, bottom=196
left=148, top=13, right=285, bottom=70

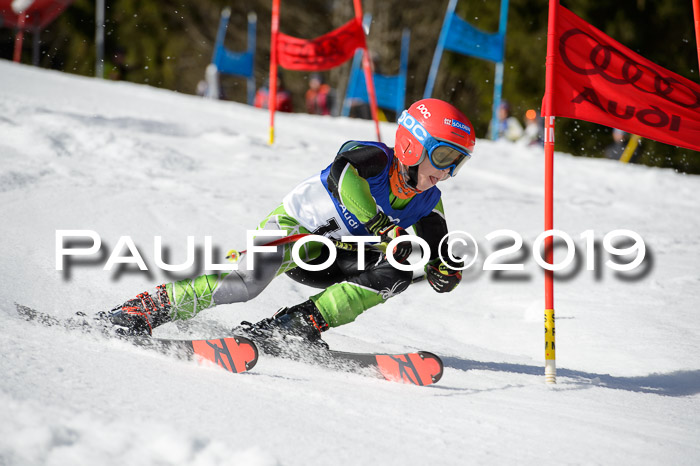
left=394, top=99, right=475, bottom=176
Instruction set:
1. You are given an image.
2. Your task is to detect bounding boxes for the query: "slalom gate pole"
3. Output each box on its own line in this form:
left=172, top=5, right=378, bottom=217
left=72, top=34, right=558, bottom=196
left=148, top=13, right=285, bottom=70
left=490, top=0, right=510, bottom=141
left=353, top=0, right=382, bottom=142
left=246, top=12, right=257, bottom=105
left=13, top=12, right=26, bottom=62
left=544, top=114, right=556, bottom=385
left=226, top=234, right=386, bottom=260
left=542, top=0, right=558, bottom=385
left=361, top=49, right=382, bottom=142
left=619, top=135, right=641, bottom=163
left=423, top=0, right=455, bottom=99
left=96, top=0, right=105, bottom=77
left=228, top=234, right=310, bottom=259
left=227, top=234, right=426, bottom=284
left=268, top=0, right=281, bottom=144
left=694, top=0, right=700, bottom=76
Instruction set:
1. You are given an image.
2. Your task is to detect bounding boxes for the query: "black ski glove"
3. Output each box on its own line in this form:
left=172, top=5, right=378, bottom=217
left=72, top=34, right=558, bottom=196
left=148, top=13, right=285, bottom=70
left=365, top=211, right=412, bottom=263
left=425, top=258, right=462, bottom=293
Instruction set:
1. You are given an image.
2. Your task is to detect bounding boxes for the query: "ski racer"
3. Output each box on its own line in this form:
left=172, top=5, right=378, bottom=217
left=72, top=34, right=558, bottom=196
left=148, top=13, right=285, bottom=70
left=109, top=98, right=475, bottom=350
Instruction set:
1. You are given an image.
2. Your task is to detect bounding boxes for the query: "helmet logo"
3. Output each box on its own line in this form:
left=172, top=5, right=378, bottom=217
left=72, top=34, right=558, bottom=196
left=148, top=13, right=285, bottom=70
left=443, top=118, right=472, bottom=134
left=416, top=103, right=432, bottom=119
left=398, top=110, right=429, bottom=142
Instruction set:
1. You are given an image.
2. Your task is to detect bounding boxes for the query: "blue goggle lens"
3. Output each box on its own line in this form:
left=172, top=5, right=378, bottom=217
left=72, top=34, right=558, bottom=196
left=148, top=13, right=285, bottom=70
left=426, top=143, right=471, bottom=176
left=430, top=144, right=469, bottom=169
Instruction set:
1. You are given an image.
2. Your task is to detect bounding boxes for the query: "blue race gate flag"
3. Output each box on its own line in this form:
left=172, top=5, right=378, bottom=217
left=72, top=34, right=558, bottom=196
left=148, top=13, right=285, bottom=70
left=423, top=0, right=509, bottom=140
left=439, top=8, right=504, bottom=63
left=342, top=27, right=410, bottom=118
left=211, top=8, right=256, bottom=105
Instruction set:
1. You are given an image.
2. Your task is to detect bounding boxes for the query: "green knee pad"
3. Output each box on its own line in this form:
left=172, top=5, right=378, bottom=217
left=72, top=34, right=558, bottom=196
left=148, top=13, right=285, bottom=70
left=311, top=282, right=386, bottom=327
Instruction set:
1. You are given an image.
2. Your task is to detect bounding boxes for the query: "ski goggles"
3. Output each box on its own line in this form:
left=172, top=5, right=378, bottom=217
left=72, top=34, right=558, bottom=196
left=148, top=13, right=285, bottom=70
left=398, top=110, right=472, bottom=177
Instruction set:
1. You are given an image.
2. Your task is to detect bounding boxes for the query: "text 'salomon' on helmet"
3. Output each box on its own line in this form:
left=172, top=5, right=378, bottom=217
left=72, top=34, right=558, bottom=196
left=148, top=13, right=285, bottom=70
left=395, top=98, right=476, bottom=177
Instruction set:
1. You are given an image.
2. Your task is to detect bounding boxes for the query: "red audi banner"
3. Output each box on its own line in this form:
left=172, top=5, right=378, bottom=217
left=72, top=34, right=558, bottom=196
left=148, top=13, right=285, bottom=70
left=276, top=18, right=366, bottom=71
left=546, top=3, right=700, bottom=152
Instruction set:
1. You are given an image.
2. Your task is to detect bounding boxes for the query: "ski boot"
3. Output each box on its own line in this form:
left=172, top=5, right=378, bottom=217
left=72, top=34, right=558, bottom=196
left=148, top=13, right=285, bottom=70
left=108, top=284, right=172, bottom=335
left=235, top=299, right=329, bottom=356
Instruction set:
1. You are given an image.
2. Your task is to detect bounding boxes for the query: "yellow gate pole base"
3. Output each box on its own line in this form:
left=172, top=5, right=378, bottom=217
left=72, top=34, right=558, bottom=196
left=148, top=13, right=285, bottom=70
left=545, top=308, right=557, bottom=384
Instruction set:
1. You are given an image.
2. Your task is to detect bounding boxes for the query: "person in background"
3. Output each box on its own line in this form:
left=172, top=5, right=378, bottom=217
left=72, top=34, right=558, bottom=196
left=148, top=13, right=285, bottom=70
left=254, top=74, right=293, bottom=113
left=490, top=100, right=523, bottom=142
left=197, top=64, right=223, bottom=99
left=604, top=129, right=627, bottom=160
left=520, top=109, right=544, bottom=147
left=108, top=47, right=128, bottom=81
left=305, top=73, right=334, bottom=116
left=196, top=80, right=208, bottom=97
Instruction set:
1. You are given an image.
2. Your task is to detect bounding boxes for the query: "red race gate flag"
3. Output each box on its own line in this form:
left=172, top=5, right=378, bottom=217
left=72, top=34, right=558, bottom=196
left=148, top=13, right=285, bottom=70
left=545, top=3, right=700, bottom=152
left=276, top=17, right=366, bottom=71
left=268, top=0, right=380, bottom=144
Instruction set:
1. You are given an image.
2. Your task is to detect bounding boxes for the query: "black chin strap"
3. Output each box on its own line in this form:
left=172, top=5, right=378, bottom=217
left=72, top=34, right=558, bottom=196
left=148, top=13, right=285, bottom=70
left=407, top=165, right=419, bottom=188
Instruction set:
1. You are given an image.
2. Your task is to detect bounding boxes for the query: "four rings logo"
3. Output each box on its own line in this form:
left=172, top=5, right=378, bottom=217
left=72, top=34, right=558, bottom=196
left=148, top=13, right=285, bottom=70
left=559, top=28, right=700, bottom=132
left=560, top=29, right=700, bottom=109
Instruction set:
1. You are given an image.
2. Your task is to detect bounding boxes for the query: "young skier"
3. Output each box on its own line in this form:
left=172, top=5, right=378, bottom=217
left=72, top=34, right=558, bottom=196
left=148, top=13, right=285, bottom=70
left=109, top=98, right=475, bottom=349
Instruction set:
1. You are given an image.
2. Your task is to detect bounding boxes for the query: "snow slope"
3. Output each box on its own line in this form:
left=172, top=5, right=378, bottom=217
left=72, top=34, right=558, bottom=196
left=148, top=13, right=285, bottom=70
left=1, top=60, right=699, bottom=466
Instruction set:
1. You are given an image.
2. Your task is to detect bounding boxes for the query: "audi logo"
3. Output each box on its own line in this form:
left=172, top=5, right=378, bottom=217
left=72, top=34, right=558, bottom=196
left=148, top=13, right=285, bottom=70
left=559, top=28, right=700, bottom=110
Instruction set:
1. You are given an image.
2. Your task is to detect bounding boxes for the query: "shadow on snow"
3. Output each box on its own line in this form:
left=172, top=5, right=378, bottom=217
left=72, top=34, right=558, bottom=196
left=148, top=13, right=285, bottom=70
left=442, top=356, right=700, bottom=397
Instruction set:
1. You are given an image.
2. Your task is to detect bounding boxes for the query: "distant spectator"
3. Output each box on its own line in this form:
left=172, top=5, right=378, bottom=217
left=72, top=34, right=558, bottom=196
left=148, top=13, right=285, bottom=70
left=196, top=79, right=208, bottom=97
left=305, top=73, right=334, bottom=115
left=604, top=129, right=627, bottom=160
left=490, top=100, right=523, bottom=142
left=197, top=64, right=223, bottom=99
left=108, top=47, right=128, bottom=81
left=345, top=52, right=380, bottom=120
left=520, top=109, right=544, bottom=146
left=347, top=98, right=371, bottom=120
left=254, top=75, right=293, bottom=113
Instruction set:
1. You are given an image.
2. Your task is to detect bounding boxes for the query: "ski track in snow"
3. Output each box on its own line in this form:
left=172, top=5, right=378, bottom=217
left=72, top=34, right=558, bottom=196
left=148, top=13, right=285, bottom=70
left=1, top=61, right=699, bottom=466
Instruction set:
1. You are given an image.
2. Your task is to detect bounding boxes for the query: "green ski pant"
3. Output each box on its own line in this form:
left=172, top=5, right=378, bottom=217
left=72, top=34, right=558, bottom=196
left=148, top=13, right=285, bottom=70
left=161, top=204, right=412, bottom=327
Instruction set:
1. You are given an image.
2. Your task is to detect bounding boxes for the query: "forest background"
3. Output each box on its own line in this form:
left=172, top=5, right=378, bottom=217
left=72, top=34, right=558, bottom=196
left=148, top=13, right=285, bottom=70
left=2, top=0, right=699, bottom=174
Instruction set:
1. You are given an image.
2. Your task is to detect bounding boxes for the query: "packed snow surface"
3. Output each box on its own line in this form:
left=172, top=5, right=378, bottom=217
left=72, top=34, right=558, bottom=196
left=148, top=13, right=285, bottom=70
left=1, top=60, right=699, bottom=466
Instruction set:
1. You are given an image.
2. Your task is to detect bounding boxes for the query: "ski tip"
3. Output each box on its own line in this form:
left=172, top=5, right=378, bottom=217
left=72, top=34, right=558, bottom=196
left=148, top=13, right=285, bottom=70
left=417, top=351, right=444, bottom=384
left=191, top=336, right=259, bottom=373
left=236, top=336, right=260, bottom=371
left=375, top=351, right=444, bottom=386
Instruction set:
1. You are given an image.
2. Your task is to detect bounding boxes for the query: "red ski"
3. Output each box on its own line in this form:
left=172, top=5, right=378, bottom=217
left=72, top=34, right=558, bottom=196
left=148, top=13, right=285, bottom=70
left=17, top=303, right=441, bottom=383
left=323, top=350, right=444, bottom=386
left=16, top=303, right=259, bottom=374
left=137, top=336, right=259, bottom=374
